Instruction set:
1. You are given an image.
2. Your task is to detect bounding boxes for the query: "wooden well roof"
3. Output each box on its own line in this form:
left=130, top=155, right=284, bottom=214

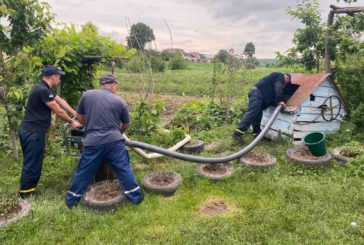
left=285, top=73, right=331, bottom=112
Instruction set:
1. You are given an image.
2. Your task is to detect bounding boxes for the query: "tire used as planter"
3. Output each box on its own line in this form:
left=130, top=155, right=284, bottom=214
left=181, top=139, right=204, bottom=153
left=239, top=152, right=277, bottom=169
left=143, top=171, right=182, bottom=196
left=331, top=147, right=362, bottom=163
left=196, top=163, right=234, bottom=181
left=286, top=147, right=332, bottom=167
left=0, top=200, right=31, bottom=228
left=82, top=179, right=127, bottom=212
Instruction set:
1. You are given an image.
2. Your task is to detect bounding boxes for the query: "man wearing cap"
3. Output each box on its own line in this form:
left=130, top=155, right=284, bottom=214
left=232, top=72, right=292, bottom=144
left=18, top=65, right=81, bottom=198
left=65, top=74, right=143, bottom=208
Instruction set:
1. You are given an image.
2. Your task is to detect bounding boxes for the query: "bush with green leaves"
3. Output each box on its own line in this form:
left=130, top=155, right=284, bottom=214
left=169, top=53, right=188, bottom=70
left=335, top=56, right=364, bottom=112
left=351, top=103, right=364, bottom=140
left=143, top=128, right=186, bottom=148
left=168, top=101, right=242, bottom=132
left=126, top=53, right=165, bottom=73
left=128, top=99, right=164, bottom=139
left=33, top=22, right=135, bottom=106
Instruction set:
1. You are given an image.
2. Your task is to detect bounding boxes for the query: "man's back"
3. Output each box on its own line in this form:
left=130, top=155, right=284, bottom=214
left=255, top=72, right=284, bottom=107
left=77, top=88, right=130, bottom=146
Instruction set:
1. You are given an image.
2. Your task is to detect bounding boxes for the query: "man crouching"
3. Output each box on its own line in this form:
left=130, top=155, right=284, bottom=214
left=65, top=74, right=143, bottom=208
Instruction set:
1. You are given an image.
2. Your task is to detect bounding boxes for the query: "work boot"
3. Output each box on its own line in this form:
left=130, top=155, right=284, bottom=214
left=232, top=129, right=244, bottom=144
left=18, top=191, right=38, bottom=199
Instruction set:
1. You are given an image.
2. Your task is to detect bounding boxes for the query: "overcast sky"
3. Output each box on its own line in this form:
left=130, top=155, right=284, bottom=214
left=44, top=0, right=362, bottom=58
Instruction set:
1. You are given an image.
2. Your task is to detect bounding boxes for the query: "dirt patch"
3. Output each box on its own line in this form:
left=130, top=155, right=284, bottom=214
left=150, top=174, right=175, bottom=186
left=201, top=199, right=228, bottom=215
left=293, top=148, right=324, bottom=160
left=87, top=180, right=121, bottom=201
left=202, top=164, right=228, bottom=175
left=243, top=152, right=271, bottom=164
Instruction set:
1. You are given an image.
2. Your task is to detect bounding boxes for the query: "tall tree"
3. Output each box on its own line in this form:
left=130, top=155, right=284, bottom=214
left=127, top=22, right=155, bottom=51
left=243, top=42, right=255, bottom=58
left=287, top=0, right=325, bottom=72
left=0, top=0, right=53, bottom=161
left=213, top=49, right=230, bottom=64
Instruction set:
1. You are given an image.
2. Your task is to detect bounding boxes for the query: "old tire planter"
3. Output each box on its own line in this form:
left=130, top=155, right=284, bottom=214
left=181, top=139, right=204, bottom=153
left=239, top=152, right=277, bottom=169
left=331, top=147, right=351, bottom=163
left=143, top=171, right=182, bottom=196
left=0, top=200, right=31, bottom=228
left=286, top=147, right=332, bottom=167
left=196, top=163, right=234, bottom=181
left=82, top=179, right=127, bottom=212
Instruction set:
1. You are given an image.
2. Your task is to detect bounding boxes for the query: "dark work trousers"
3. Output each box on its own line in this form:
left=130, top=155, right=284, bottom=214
left=237, top=88, right=266, bottom=134
left=18, top=127, right=46, bottom=193
left=65, top=139, right=143, bottom=208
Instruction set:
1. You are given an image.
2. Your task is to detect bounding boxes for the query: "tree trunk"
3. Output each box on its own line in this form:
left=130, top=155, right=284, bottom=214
left=325, top=11, right=335, bottom=73
left=4, top=102, right=19, bottom=162
left=10, top=128, right=19, bottom=163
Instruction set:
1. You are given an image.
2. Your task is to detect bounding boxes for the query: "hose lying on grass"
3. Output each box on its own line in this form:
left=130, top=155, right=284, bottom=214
left=125, top=105, right=282, bottom=164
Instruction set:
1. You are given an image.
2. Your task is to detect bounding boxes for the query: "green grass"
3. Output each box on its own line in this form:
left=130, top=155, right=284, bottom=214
left=1, top=123, right=364, bottom=244
left=1, top=64, right=363, bottom=244
left=117, top=63, right=285, bottom=96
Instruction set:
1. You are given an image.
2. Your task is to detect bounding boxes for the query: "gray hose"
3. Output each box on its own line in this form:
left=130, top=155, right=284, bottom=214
left=125, top=105, right=282, bottom=163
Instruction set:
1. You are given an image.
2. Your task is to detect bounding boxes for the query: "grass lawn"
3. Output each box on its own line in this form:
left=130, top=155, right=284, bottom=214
left=0, top=65, right=363, bottom=244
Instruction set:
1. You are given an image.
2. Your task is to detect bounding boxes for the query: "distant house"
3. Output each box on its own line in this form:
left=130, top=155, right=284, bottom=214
left=182, top=51, right=200, bottom=62
left=261, top=73, right=346, bottom=143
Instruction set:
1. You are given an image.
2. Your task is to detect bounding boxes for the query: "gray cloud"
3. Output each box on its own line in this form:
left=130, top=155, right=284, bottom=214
left=44, top=0, right=362, bottom=58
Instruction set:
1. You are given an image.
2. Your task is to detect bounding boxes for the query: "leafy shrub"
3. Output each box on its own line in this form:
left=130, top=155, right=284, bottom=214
left=128, top=99, right=164, bottom=139
left=168, top=101, right=241, bottom=132
left=126, top=54, right=165, bottom=73
left=150, top=56, right=166, bottom=73
left=33, top=22, right=135, bottom=106
left=169, top=53, right=188, bottom=70
left=126, top=55, right=147, bottom=73
left=351, top=103, right=364, bottom=140
left=335, top=56, right=364, bottom=112
left=143, top=128, right=186, bottom=148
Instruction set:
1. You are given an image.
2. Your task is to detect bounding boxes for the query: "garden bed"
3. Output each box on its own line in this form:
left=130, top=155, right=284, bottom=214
left=82, top=179, right=126, bottom=212
left=286, top=147, right=332, bottom=167
left=0, top=197, right=31, bottom=228
left=239, top=151, right=277, bottom=168
left=143, top=171, right=182, bottom=196
left=196, top=163, right=234, bottom=180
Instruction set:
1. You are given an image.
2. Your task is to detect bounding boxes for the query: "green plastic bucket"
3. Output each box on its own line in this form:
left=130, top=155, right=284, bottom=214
left=303, top=132, right=327, bottom=156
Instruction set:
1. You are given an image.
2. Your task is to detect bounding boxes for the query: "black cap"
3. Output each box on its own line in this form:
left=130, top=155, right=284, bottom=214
left=100, top=74, right=117, bottom=84
left=42, top=65, right=65, bottom=76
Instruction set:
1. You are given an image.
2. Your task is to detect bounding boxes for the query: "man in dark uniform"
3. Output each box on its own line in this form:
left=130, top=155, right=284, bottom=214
left=232, top=72, right=292, bottom=144
left=18, top=65, right=81, bottom=198
left=65, top=74, right=143, bottom=208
